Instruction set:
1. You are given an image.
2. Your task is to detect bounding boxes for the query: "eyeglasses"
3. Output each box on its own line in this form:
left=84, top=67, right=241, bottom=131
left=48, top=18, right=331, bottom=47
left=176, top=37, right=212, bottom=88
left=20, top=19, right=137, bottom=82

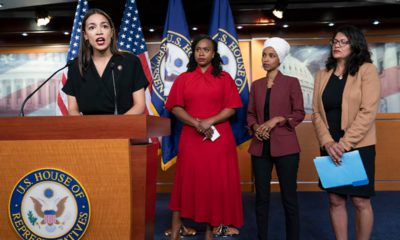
left=330, top=39, right=350, bottom=47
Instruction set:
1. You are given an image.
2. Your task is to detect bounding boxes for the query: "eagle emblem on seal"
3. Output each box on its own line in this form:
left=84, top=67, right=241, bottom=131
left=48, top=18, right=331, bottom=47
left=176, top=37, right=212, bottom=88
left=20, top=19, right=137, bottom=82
left=30, top=196, right=68, bottom=227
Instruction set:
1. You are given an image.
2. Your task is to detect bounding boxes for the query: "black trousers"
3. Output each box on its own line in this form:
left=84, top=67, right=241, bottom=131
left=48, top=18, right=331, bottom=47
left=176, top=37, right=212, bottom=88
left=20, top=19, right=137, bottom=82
left=252, top=151, right=300, bottom=240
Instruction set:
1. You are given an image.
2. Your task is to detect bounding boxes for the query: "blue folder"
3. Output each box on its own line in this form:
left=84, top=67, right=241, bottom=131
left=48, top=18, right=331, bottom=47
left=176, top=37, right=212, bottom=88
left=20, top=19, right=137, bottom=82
left=313, top=150, right=369, bottom=189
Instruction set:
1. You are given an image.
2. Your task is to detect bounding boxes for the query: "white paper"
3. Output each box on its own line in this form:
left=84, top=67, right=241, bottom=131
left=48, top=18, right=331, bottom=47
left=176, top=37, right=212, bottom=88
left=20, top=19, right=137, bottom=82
left=203, top=125, right=220, bottom=142
left=210, top=126, right=220, bottom=142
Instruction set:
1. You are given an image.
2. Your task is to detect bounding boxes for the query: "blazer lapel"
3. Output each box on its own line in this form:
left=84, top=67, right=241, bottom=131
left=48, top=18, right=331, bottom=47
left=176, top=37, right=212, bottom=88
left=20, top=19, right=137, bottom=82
left=269, top=71, right=285, bottom=117
left=318, top=69, right=334, bottom=126
left=257, top=77, right=268, bottom=122
left=319, top=69, right=333, bottom=93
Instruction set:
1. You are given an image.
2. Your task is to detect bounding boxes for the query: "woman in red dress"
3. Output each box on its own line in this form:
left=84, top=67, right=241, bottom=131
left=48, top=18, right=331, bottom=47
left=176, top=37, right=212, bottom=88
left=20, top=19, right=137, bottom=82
left=165, top=34, right=244, bottom=240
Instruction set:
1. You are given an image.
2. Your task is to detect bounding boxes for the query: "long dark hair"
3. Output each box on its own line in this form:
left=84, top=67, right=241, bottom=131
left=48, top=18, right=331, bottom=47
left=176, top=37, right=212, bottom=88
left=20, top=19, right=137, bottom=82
left=187, top=34, right=223, bottom=76
left=78, top=8, right=120, bottom=76
left=326, top=25, right=372, bottom=76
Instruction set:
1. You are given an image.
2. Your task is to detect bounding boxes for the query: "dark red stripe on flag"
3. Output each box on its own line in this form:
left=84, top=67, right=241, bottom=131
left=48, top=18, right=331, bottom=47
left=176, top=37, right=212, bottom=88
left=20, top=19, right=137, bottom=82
left=61, top=71, right=68, bottom=85
left=57, top=72, right=68, bottom=115
left=57, top=94, right=68, bottom=115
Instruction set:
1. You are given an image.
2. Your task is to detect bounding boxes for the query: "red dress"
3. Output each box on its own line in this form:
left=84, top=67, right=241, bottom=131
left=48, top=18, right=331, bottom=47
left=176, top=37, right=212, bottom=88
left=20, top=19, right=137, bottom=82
left=165, top=66, right=244, bottom=227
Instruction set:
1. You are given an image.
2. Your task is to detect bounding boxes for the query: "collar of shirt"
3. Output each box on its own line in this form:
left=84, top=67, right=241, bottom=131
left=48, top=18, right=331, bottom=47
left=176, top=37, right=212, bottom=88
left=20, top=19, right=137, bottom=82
left=195, top=65, right=214, bottom=75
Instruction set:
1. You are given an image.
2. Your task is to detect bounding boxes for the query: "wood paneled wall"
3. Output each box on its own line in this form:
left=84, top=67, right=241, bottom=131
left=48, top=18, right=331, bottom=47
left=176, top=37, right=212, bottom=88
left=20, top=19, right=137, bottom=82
left=157, top=114, right=400, bottom=192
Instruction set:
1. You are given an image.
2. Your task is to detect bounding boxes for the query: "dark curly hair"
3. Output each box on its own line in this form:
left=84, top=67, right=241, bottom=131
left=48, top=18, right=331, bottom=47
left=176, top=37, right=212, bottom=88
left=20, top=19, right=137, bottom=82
left=326, top=25, right=372, bottom=76
left=187, top=34, right=223, bottom=76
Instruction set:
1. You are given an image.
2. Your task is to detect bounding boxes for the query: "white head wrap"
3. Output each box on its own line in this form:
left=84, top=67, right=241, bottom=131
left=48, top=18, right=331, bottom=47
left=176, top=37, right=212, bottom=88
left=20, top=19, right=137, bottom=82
left=263, top=37, right=290, bottom=63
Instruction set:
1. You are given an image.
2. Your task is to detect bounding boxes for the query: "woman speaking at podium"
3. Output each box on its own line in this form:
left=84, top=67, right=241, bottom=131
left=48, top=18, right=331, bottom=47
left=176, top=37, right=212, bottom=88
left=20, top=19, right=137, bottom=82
left=62, top=9, right=147, bottom=115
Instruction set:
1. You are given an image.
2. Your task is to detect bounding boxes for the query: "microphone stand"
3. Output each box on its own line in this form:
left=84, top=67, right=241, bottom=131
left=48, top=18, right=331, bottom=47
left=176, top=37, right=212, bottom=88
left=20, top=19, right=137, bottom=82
left=110, top=62, right=118, bottom=115
left=19, top=61, right=71, bottom=117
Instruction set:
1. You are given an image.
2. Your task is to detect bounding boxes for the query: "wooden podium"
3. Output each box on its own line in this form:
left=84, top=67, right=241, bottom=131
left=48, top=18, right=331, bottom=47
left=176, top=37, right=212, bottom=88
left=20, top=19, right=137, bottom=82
left=0, top=115, right=170, bottom=240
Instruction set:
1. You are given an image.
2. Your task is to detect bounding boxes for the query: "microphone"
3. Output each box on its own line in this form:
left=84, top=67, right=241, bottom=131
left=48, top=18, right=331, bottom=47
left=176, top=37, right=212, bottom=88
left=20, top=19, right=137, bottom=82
left=19, top=61, right=72, bottom=117
left=110, top=62, right=118, bottom=115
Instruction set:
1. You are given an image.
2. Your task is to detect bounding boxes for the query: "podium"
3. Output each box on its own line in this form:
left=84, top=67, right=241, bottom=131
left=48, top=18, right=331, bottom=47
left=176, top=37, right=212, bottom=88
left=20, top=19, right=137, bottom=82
left=0, top=115, right=170, bottom=240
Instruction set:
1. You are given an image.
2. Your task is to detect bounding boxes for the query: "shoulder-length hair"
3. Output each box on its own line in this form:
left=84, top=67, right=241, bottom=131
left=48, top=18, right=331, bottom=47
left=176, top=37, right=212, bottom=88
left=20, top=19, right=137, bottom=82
left=78, top=8, right=120, bottom=76
left=186, top=34, right=223, bottom=76
left=326, top=25, right=372, bottom=76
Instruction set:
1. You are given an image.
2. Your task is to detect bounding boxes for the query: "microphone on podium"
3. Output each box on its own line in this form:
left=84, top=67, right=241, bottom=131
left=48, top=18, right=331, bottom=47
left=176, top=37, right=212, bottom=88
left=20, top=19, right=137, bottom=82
left=19, top=60, right=72, bottom=117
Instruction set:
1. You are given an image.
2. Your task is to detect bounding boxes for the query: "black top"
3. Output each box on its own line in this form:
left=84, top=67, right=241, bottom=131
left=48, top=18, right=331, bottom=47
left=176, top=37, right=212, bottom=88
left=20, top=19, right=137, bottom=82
left=62, top=53, right=148, bottom=115
left=262, top=87, right=272, bottom=156
left=322, top=73, right=348, bottom=142
left=263, top=88, right=271, bottom=121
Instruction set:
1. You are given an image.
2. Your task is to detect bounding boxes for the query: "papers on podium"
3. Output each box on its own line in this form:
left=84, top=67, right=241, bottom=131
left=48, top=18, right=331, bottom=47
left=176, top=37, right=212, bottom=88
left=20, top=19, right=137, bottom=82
left=313, top=150, right=369, bottom=189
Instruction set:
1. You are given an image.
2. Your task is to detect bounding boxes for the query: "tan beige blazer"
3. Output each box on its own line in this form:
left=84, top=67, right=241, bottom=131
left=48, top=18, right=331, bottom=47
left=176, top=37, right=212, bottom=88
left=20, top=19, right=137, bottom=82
left=311, top=63, right=381, bottom=151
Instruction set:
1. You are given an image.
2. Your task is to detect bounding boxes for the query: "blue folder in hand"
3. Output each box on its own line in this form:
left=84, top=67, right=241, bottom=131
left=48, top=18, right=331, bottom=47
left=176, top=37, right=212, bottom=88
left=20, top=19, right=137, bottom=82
left=313, top=150, right=369, bottom=189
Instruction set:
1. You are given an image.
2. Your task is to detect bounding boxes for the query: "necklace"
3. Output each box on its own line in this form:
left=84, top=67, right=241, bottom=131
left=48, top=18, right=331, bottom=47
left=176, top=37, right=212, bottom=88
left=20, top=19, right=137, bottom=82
left=335, top=66, right=345, bottom=80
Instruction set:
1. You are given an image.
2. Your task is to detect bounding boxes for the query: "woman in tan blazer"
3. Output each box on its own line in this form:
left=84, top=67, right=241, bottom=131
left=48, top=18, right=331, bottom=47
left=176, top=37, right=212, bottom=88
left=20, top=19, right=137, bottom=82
left=312, top=25, right=381, bottom=240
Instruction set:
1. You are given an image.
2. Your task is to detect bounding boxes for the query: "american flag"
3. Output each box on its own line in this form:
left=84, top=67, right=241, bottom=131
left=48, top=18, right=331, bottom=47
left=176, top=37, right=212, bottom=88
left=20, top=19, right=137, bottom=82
left=56, top=0, right=89, bottom=116
left=118, top=0, right=156, bottom=119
